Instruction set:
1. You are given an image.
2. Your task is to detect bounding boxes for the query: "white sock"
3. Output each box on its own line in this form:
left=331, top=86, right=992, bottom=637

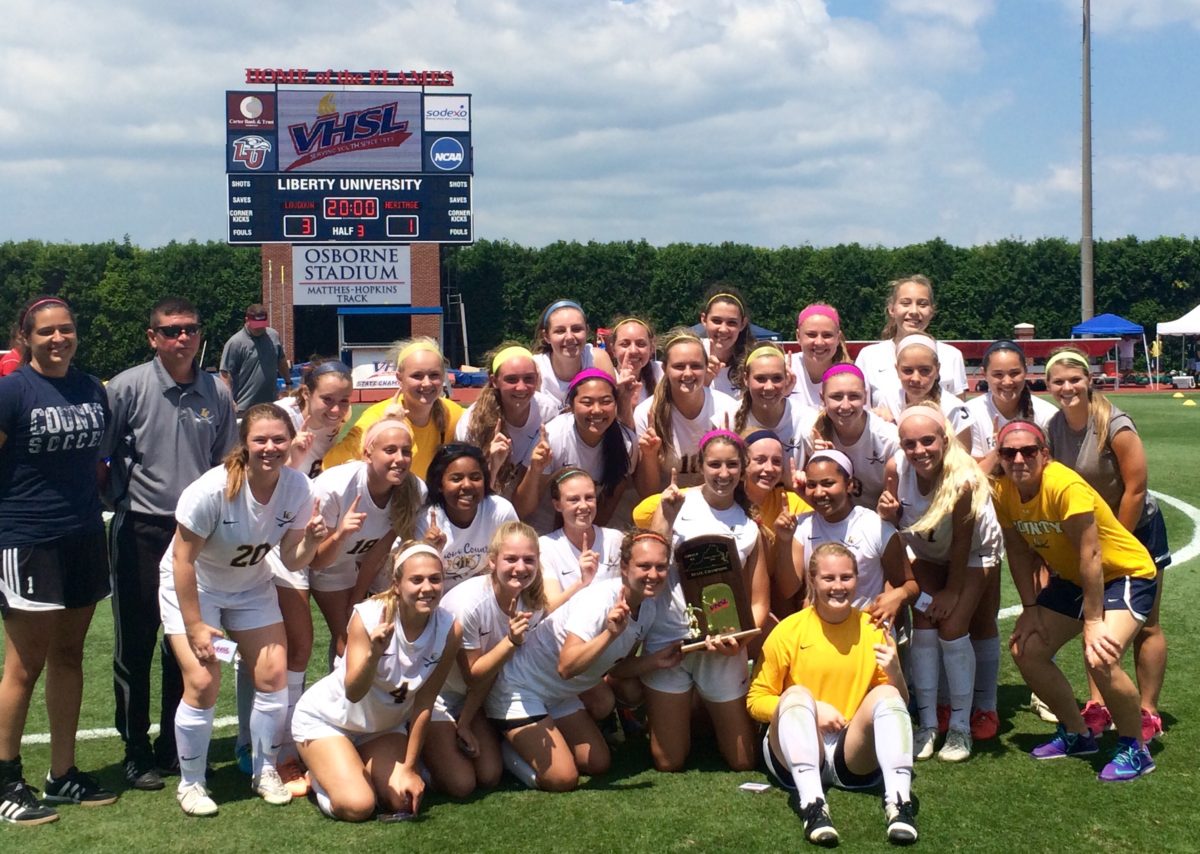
left=250, top=687, right=288, bottom=778
left=939, top=635, right=975, bottom=733
left=174, top=702, right=215, bottom=787
left=910, top=629, right=940, bottom=730
left=280, top=670, right=307, bottom=760
left=971, top=636, right=1000, bottom=713
left=500, top=741, right=538, bottom=789
left=235, top=654, right=253, bottom=751
left=309, top=774, right=337, bottom=819
left=872, top=696, right=913, bottom=803
left=775, top=694, right=825, bottom=807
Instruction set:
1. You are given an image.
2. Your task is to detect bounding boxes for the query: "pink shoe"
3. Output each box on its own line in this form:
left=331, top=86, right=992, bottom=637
left=1141, top=709, right=1164, bottom=743
left=1081, top=701, right=1112, bottom=737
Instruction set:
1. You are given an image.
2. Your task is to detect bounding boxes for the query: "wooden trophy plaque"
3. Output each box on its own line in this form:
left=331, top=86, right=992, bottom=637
left=674, top=534, right=760, bottom=652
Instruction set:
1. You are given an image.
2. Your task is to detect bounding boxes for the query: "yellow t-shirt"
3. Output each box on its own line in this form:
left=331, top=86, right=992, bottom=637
left=323, top=397, right=464, bottom=481
left=992, top=460, right=1154, bottom=583
left=746, top=607, right=888, bottom=724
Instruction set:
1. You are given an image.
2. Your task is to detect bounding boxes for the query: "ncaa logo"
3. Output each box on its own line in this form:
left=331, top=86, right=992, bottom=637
left=430, top=137, right=465, bottom=171
left=232, top=135, right=272, bottom=170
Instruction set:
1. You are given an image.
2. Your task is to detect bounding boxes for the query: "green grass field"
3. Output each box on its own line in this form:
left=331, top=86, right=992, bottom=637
left=2, top=394, right=1198, bottom=852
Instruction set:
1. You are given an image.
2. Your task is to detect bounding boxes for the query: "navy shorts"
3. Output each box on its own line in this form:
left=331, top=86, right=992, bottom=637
left=1134, top=511, right=1171, bottom=571
left=1036, top=574, right=1157, bottom=623
left=0, top=529, right=111, bottom=616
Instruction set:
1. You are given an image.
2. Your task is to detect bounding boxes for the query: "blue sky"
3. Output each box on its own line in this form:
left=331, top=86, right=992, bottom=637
left=2, top=0, right=1197, bottom=248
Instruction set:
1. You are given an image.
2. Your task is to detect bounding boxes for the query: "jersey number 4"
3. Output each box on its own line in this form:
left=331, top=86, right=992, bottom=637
left=231, top=544, right=271, bottom=567
left=389, top=683, right=409, bottom=704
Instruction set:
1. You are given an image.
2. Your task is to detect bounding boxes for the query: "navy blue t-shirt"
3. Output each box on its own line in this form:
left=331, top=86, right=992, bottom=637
left=0, top=365, right=109, bottom=545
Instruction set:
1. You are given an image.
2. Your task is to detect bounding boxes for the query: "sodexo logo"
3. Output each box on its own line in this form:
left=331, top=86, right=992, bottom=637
left=430, top=137, right=465, bottom=171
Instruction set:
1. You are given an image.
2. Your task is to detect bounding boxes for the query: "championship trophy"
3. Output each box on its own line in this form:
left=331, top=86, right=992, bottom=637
left=674, top=534, right=761, bottom=652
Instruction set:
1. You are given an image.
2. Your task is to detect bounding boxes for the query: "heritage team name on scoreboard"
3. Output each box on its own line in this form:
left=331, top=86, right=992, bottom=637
left=228, top=173, right=472, bottom=244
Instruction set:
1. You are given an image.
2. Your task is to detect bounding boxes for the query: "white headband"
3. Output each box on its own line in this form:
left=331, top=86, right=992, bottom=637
left=394, top=543, right=444, bottom=569
left=807, top=449, right=854, bottom=479
left=895, top=334, right=938, bottom=358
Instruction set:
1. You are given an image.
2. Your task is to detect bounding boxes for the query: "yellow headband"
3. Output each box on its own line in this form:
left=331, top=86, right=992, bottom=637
left=611, top=318, right=650, bottom=335
left=662, top=331, right=701, bottom=351
left=491, top=345, right=534, bottom=373
left=1045, top=350, right=1089, bottom=374
left=395, top=340, right=442, bottom=367
left=706, top=292, right=744, bottom=313
left=744, top=344, right=785, bottom=367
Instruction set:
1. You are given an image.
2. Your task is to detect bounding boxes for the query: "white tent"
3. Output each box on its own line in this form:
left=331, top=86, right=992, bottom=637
left=1157, top=304, right=1200, bottom=373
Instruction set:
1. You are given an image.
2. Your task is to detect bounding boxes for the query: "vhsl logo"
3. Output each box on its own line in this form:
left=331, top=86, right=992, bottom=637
left=231, top=135, right=271, bottom=170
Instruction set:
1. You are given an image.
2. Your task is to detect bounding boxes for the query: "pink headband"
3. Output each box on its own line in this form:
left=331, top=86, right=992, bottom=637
left=699, top=428, right=745, bottom=450
left=20, top=297, right=69, bottom=328
left=567, top=368, right=617, bottom=395
left=821, top=363, right=864, bottom=384
left=896, top=404, right=946, bottom=431
left=363, top=418, right=412, bottom=450
left=996, top=420, right=1047, bottom=446
left=797, top=304, right=840, bottom=328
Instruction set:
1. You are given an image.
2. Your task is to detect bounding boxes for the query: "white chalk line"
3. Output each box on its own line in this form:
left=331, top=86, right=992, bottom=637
left=19, top=493, right=1200, bottom=746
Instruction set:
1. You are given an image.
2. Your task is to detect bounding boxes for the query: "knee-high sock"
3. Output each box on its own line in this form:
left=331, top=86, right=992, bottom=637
left=250, top=687, right=288, bottom=778
left=910, top=629, right=940, bottom=730
left=174, top=702, right=215, bottom=787
left=500, top=741, right=538, bottom=790
left=309, top=773, right=337, bottom=819
left=280, top=670, right=306, bottom=758
left=972, top=636, right=1000, bottom=713
left=940, top=635, right=976, bottom=732
left=775, top=694, right=825, bottom=807
left=235, top=654, right=253, bottom=750
left=873, top=696, right=914, bottom=804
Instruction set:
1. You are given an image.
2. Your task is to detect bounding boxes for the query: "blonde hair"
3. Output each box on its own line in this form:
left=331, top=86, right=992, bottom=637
left=896, top=335, right=943, bottom=404
left=650, top=328, right=706, bottom=465
left=371, top=540, right=444, bottom=623
left=363, top=421, right=422, bottom=540
left=486, top=521, right=548, bottom=612
left=466, top=340, right=543, bottom=492
left=806, top=542, right=857, bottom=605
left=899, top=402, right=990, bottom=537
left=881, top=274, right=935, bottom=340
left=734, top=344, right=788, bottom=432
left=391, top=335, right=450, bottom=443
left=1046, top=346, right=1115, bottom=455
left=223, top=403, right=295, bottom=501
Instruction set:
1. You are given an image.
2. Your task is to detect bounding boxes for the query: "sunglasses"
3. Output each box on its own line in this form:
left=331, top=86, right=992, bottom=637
left=998, top=444, right=1043, bottom=461
left=155, top=324, right=201, bottom=339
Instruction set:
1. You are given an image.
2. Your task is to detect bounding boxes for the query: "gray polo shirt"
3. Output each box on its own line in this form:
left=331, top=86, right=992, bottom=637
left=220, top=326, right=284, bottom=413
left=102, top=357, right=237, bottom=517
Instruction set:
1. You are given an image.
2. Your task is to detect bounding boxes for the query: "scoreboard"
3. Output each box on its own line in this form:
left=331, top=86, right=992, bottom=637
left=225, top=88, right=472, bottom=244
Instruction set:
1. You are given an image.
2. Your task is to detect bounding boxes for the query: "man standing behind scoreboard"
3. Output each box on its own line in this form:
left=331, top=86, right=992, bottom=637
left=102, top=297, right=237, bottom=789
left=219, top=303, right=292, bottom=414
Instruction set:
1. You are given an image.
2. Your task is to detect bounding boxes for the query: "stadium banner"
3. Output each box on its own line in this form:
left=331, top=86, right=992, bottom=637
left=291, top=245, right=412, bottom=305
left=349, top=347, right=400, bottom=391
left=423, top=95, right=470, bottom=132
left=226, top=91, right=276, bottom=130
left=278, top=91, right=422, bottom=172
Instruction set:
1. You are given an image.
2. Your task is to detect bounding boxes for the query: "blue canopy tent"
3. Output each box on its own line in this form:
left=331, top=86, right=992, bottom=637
left=1070, top=313, right=1150, bottom=388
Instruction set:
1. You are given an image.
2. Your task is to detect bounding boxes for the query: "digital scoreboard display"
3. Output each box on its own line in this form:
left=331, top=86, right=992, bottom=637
left=225, top=88, right=472, bottom=245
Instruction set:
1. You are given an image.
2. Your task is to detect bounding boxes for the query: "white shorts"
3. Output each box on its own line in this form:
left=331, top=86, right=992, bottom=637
left=309, top=562, right=359, bottom=594
left=485, top=686, right=585, bottom=723
left=291, top=700, right=408, bottom=746
left=639, top=647, right=750, bottom=703
left=160, top=576, right=283, bottom=636
left=268, top=548, right=310, bottom=591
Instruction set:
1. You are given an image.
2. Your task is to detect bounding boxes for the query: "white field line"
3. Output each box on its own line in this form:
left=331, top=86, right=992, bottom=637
left=21, top=494, right=1200, bottom=746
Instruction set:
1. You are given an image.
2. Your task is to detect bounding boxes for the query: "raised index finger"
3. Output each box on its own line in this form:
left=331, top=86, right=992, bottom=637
left=348, top=494, right=362, bottom=514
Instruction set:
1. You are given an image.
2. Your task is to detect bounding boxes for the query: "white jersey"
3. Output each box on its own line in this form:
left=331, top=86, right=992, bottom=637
left=633, top=389, right=738, bottom=489
left=744, top=397, right=811, bottom=472
left=892, top=452, right=1003, bottom=566
left=309, top=461, right=400, bottom=585
left=532, top=344, right=598, bottom=406
left=795, top=505, right=897, bottom=605
left=455, top=391, right=562, bottom=472
left=878, top=389, right=979, bottom=443
left=702, top=338, right=743, bottom=399
left=646, top=488, right=760, bottom=651
left=799, top=409, right=899, bottom=510
left=294, top=598, right=454, bottom=735
left=414, top=495, right=519, bottom=592
left=161, top=464, right=313, bottom=593
left=964, top=393, right=1059, bottom=456
left=538, top=525, right=623, bottom=589
left=492, top=577, right=656, bottom=707
left=787, top=352, right=827, bottom=410
left=439, top=575, right=547, bottom=705
left=277, top=395, right=342, bottom=478
left=855, top=339, right=968, bottom=404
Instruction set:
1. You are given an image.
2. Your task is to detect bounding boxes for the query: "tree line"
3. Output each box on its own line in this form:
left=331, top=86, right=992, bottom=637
left=2, top=235, right=1197, bottom=378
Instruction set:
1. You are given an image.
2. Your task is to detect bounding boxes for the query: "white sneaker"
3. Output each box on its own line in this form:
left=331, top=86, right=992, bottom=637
left=176, top=782, right=218, bottom=817
left=252, top=768, right=293, bottom=806
left=938, top=728, right=972, bottom=762
left=1029, top=693, right=1058, bottom=723
left=913, top=727, right=938, bottom=761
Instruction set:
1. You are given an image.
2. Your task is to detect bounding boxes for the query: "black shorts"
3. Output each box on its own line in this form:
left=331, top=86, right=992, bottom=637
left=0, top=529, right=110, bottom=616
left=488, top=714, right=548, bottom=733
left=764, top=725, right=882, bottom=792
left=1134, top=511, right=1171, bottom=571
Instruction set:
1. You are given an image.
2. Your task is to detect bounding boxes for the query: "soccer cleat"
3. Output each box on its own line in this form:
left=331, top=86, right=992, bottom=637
left=936, top=704, right=950, bottom=735
left=235, top=743, right=253, bottom=776
left=599, top=710, right=625, bottom=747
left=43, top=767, right=119, bottom=806
left=791, top=794, right=839, bottom=846
left=278, top=758, right=309, bottom=798
left=0, top=778, right=59, bottom=826
left=884, top=794, right=919, bottom=844
left=1098, top=739, right=1155, bottom=782
left=124, top=743, right=165, bottom=791
left=938, top=729, right=972, bottom=763
left=1141, top=709, right=1164, bottom=743
left=913, top=727, right=938, bottom=761
left=970, top=709, right=999, bottom=741
left=1080, top=701, right=1113, bottom=737
left=1029, top=693, right=1058, bottom=723
left=176, top=781, right=218, bottom=817
left=252, top=768, right=293, bottom=805
left=1030, top=725, right=1098, bottom=760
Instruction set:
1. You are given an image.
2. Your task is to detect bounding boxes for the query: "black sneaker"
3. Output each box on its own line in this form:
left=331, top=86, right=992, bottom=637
left=0, top=778, right=60, bottom=825
left=791, top=793, right=839, bottom=846
left=125, top=744, right=165, bottom=791
left=884, top=794, right=918, bottom=844
left=43, top=767, right=119, bottom=807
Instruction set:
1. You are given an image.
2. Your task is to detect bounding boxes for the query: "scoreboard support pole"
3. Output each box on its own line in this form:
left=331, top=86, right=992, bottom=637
left=259, top=242, right=443, bottom=365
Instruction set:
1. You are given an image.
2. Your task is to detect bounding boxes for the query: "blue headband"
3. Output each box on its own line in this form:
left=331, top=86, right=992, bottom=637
left=541, top=299, right=585, bottom=329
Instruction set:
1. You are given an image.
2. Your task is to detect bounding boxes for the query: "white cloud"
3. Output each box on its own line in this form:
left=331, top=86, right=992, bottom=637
left=1074, top=0, right=1200, bottom=35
